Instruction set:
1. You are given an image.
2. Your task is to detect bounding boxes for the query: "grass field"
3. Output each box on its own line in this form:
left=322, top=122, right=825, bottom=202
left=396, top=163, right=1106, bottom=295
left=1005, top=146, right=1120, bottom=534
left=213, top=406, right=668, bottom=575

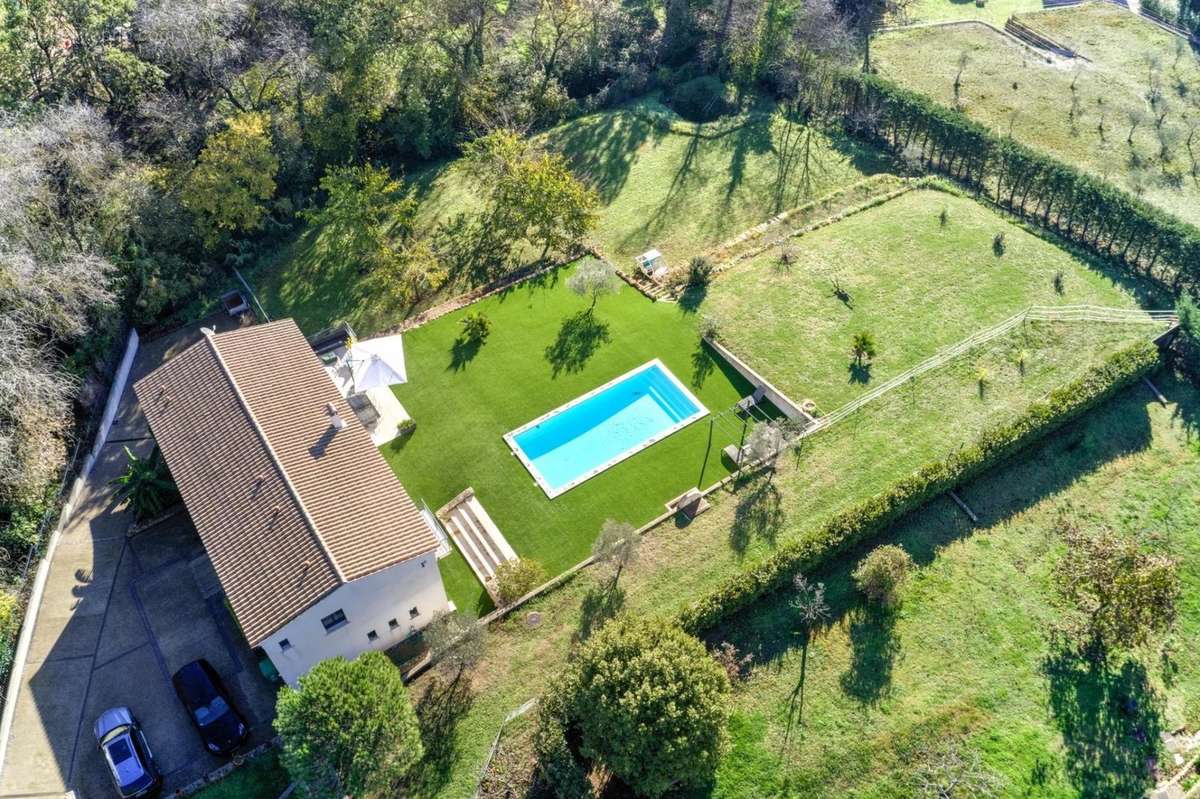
left=704, top=188, right=1148, bottom=411
left=384, top=262, right=758, bottom=614
left=403, top=317, right=1160, bottom=798
left=874, top=4, right=1200, bottom=227
left=704, top=370, right=1199, bottom=798
left=250, top=99, right=893, bottom=337
left=899, top=0, right=1043, bottom=25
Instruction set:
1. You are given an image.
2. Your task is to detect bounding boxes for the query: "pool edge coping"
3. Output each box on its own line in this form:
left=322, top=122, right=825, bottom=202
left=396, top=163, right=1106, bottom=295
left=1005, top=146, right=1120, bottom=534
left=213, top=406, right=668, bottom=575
left=502, top=358, right=710, bottom=499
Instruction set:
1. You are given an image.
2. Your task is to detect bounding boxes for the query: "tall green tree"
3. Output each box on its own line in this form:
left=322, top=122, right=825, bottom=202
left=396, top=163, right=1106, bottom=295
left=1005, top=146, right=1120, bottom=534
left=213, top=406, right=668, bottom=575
left=303, top=163, right=417, bottom=272
left=180, top=111, right=279, bottom=246
left=275, top=652, right=423, bottom=799
left=558, top=616, right=729, bottom=797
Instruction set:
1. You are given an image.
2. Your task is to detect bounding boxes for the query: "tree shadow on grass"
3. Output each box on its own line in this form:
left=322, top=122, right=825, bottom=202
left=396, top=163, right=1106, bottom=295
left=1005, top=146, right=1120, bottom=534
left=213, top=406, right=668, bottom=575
left=1044, top=650, right=1162, bottom=798
left=847, top=361, right=872, bottom=385
left=691, top=339, right=716, bottom=388
left=575, top=582, right=625, bottom=644
left=730, top=476, right=785, bottom=557
left=545, top=310, right=611, bottom=377
left=406, top=672, right=476, bottom=796
left=448, top=336, right=482, bottom=371
left=678, top=283, right=707, bottom=314
left=839, top=604, right=901, bottom=705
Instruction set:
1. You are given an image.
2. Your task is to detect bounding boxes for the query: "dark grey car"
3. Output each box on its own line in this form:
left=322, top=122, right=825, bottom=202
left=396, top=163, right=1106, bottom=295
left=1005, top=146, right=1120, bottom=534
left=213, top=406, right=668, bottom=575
left=94, top=707, right=161, bottom=798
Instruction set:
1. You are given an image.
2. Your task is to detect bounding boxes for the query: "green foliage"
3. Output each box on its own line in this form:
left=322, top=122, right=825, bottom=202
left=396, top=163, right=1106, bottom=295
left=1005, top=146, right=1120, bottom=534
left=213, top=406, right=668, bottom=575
left=109, top=447, right=179, bottom=523
left=274, top=651, right=422, bottom=799
left=303, top=164, right=418, bottom=274
left=992, top=231, right=1006, bottom=256
left=1176, top=294, right=1200, bottom=377
left=852, top=544, right=914, bottom=606
left=558, top=616, right=730, bottom=797
left=1054, top=518, right=1180, bottom=656
left=422, top=609, right=487, bottom=674
left=678, top=339, right=1161, bottom=632
left=180, top=112, right=279, bottom=246
left=687, top=256, right=714, bottom=287
left=851, top=331, right=877, bottom=364
left=591, top=519, right=640, bottom=582
left=459, top=312, right=492, bottom=344
left=670, top=76, right=734, bottom=123
left=494, top=558, right=548, bottom=606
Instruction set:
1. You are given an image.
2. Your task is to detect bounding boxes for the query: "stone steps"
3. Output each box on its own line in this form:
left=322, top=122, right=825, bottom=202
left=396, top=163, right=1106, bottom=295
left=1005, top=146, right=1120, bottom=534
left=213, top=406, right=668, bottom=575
left=437, top=488, right=517, bottom=594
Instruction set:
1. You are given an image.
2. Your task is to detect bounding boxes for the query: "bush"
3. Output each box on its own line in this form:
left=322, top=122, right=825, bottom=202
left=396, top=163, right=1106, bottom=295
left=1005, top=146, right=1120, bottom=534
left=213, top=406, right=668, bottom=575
left=460, top=311, right=492, bottom=343
left=687, top=256, right=714, bottom=287
left=494, top=558, right=548, bottom=606
left=992, top=232, right=1006, bottom=256
left=670, top=76, right=734, bottom=123
left=275, top=652, right=422, bottom=798
left=678, top=340, right=1161, bottom=632
left=559, top=616, right=729, bottom=797
left=852, top=545, right=914, bottom=606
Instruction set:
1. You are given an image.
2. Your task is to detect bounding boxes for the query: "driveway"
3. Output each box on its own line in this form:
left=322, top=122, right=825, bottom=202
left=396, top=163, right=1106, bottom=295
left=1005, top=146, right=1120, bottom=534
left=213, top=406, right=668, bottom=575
left=0, top=317, right=278, bottom=799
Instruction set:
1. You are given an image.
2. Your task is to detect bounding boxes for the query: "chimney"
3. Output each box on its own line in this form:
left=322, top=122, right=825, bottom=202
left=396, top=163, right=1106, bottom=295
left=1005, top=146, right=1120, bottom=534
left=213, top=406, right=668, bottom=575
left=326, top=401, right=346, bottom=431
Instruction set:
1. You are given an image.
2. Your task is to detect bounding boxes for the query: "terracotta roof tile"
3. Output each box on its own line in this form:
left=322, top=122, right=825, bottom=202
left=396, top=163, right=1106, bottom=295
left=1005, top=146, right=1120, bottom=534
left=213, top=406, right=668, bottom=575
left=134, top=320, right=436, bottom=645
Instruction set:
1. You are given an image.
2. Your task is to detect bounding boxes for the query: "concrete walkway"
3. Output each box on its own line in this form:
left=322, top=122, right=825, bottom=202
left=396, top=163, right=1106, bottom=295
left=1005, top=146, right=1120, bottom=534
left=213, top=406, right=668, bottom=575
left=0, top=316, right=276, bottom=799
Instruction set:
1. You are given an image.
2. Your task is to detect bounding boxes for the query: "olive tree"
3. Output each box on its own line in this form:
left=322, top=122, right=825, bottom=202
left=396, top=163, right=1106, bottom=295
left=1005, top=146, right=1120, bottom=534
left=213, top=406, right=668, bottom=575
left=591, top=519, right=640, bottom=585
left=567, top=257, right=620, bottom=312
left=852, top=544, right=914, bottom=606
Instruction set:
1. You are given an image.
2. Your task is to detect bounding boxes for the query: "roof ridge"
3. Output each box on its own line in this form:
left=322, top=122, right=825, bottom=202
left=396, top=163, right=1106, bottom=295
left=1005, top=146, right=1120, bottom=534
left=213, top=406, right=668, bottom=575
left=202, top=329, right=347, bottom=584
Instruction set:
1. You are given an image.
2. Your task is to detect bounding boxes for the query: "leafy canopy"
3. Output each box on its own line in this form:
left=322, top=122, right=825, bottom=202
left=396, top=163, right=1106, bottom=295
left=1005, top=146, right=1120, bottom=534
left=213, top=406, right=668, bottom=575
left=274, top=652, right=423, bottom=799
left=181, top=111, right=279, bottom=246
left=561, top=615, right=729, bottom=797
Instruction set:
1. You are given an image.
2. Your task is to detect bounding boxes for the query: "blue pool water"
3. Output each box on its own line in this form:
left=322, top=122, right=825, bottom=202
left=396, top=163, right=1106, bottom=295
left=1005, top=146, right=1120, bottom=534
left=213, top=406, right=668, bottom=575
left=507, top=361, right=707, bottom=497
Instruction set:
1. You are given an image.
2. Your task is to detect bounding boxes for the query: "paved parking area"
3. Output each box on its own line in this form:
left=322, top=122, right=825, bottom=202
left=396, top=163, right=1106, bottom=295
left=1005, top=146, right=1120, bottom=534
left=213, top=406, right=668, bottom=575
left=0, top=317, right=277, bottom=799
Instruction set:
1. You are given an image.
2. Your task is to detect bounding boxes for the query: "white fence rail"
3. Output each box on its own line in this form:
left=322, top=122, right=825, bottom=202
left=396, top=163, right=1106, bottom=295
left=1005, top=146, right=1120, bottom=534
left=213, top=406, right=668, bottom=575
left=806, top=305, right=1175, bottom=434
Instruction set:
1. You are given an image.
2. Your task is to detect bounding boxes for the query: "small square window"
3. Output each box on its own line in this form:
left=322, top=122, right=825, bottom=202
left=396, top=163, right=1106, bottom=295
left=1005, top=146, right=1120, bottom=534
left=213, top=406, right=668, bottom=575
left=321, top=609, right=348, bottom=632
left=409, top=606, right=419, bottom=619
left=279, top=638, right=292, bottom=652
left=367, top=629, right=378, bottom=642
left=388, top=618, right=399, bottom=630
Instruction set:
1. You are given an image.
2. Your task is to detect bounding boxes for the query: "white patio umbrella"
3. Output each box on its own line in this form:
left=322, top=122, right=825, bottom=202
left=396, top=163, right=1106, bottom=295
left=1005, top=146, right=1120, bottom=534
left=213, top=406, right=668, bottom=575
left=346, top=334, right=408, bottom=392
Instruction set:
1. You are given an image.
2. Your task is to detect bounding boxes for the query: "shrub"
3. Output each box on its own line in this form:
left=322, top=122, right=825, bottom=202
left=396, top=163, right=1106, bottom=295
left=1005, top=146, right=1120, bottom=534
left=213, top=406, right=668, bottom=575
left=670, top=76, right=734, bottom=123
left=852, top=545, right=914, bottom=606
left=1053, top=270, right=1065, bottom=294
left=851, top=331, right=877, bottom=364
left=396, top=418, right=416, bottom=438
left=559, top=616, right=729, bottom=797
left=275, top=652, right=422, bottom=798
left=710, top=641, right=754, bottom=683
left=677, top=340, right=1160, bottom=633
left=460, top=311, right=492, bottom=343
left=939, top=206, right=949, bottom=226
left=698, top=313, right=720, bottom=340
left=687, top=256, right=714, bottom=287
left=992, top=232, right=1006, bottom=256
left=494, top=558, right=548, bottom=606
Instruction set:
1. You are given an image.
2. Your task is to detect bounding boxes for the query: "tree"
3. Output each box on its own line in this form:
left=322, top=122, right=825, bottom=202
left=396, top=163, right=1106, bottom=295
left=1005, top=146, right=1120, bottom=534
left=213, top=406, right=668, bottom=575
left=1054, top=519, right=1180, bottom=656
left=1175, top=294, right=1200, bottom=376
left=850, top=331, right=877, bottom=365
left=302, top=163, right=418, bottom=273
left=567, top=257, right=620, bottom=311
left=591, top=519, right=640, bottom=584
left=110, top=446, right=179, bottom=523
left=493, top=557, right=547, bottom=605
left=422, top=609, right=487, bottom=679
left=743, top=420, right=785, bottom=481
left=274, top=651, right=423, bottom=799
left=561, top=616, right=729, bottom=796
left=180, top=111, right=279, bottom=246
left=911, top=740, right=1001, bottom=798
left=852, top=544, right=913, bottom=606
left=791, top=573, right=831, bottom=630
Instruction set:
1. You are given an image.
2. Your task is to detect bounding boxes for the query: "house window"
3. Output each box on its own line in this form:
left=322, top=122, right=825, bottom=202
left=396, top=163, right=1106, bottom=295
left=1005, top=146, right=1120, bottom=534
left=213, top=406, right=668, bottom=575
left=367, top=630, right=378, bottom=642
left=321, top=609, right=348, bottom=632
left=279, top=638, right=292, bottom=652
left=388, top=618, right=399, bottom=630
left=409, top=606, right=419, bottom=619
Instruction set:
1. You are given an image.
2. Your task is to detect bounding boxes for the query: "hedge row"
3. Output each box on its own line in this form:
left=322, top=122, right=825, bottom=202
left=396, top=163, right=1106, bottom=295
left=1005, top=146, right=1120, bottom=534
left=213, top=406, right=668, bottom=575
left=677, top=338, right=1162, bottom=633
left=818, top=73, right=1200, bottom=298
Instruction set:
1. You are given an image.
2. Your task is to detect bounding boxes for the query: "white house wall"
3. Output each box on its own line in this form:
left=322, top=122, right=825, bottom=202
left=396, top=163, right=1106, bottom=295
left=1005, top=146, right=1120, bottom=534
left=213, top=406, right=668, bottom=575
left=262, top=550, right=448, bottom=686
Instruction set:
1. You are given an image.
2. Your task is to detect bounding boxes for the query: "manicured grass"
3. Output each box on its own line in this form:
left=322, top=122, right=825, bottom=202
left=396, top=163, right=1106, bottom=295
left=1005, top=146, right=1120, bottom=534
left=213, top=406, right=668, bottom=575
left=705, top=370, right=1199, bottom=798
left=249, top=99, right=893, bottom=336
left=704, top=188, right=1147, bottom=411
left=874, top=4, right=1200, bottom=227
left=383, top=262, right=759, bottom=609
left=191, top=750, right=290, bottom=799
left=405, top=317, right=1158, bottom=798
left=901, top=0, right=1043, bottom=26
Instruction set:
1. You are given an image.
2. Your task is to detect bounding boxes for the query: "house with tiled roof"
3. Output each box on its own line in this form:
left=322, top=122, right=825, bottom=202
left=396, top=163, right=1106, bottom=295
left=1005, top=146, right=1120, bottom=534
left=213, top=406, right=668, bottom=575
left=134, top=319, right=449, bottom=686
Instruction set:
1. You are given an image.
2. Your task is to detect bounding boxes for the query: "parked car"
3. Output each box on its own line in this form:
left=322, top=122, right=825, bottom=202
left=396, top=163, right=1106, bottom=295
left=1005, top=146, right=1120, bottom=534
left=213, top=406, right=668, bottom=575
left=94, top=707, right=161, bottom=798
left=171, top=659, right=247, bottom=755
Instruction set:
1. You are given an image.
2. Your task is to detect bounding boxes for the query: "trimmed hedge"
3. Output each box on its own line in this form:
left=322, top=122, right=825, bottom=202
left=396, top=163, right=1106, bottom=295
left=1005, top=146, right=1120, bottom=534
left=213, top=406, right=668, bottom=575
left=678, top=339, right=1162, bottom=632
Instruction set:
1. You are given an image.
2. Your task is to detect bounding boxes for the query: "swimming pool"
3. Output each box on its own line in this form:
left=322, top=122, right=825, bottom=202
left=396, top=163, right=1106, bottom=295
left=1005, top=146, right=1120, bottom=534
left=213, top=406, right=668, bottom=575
left=505, top=360, right=708, bottom=498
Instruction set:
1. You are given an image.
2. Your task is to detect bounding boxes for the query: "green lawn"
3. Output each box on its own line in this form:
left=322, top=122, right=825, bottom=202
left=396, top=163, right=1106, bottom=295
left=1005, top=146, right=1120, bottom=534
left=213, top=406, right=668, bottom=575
left=874, top=4, right=1200, bottom=227
left=249, top=99, right=894, bottom=337
left=705, top=370, right=1199, bottom=798
left=385, top=262, right=759, bottom=614
left=704, top=188, right=1148, bottom=411
left=899, top=0, right=1044, bottom=26
left=405, top=316, right=1159, bottom=798
left=191, top=750, right=290, bottom=799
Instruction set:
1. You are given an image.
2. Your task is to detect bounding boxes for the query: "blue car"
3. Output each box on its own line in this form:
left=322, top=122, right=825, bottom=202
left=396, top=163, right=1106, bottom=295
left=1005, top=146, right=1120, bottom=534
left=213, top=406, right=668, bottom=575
left=94, top=707, right=161, bottom=798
